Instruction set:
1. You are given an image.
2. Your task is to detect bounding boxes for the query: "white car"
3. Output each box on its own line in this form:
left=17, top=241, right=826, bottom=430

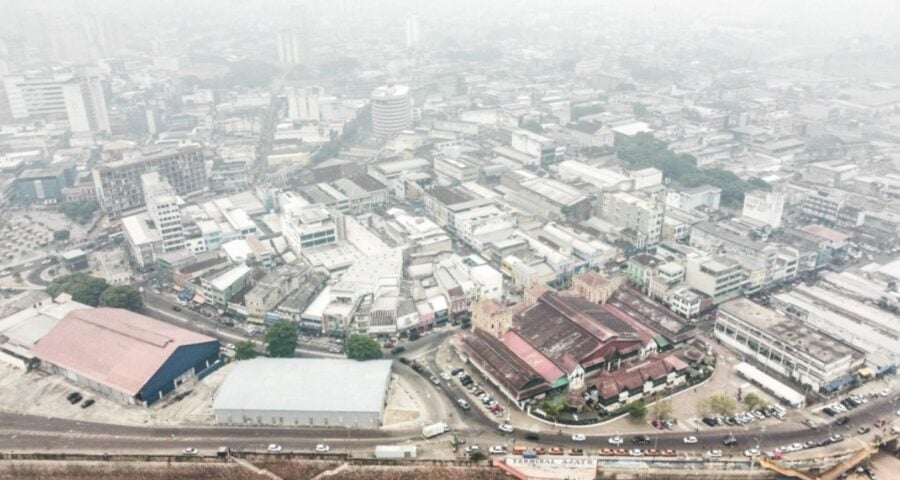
left=629, top=449, right=644, bottom=457
left=683, top=436, right=698, bottom=444
left=498, top=423, right=514, bottom=433
left=441, top=372, right=452, bottom=381
left=41, top=258, right=52, bottom=265
left=267, top=444, right=282, bottom=453
left=608, top=436, right=624, bottom=446
left=706, top=450, right=722, bottom=458
left=744, top=449, right=760, bottom=457
left=880, top=388, right=892, bottom=397
left=465, top=445, right=480, bottom=454
left=315, top=444, right=330, bottom=453
left=182, top=447, right=198, bottom=455
left=488, top=445, right=507, bottom=455
left=571, top=434, right=586, bottom=442
left=0, top=270, right=9, bottom=277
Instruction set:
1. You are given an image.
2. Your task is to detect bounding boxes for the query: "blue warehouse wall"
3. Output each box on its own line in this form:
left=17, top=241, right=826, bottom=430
left=139, top=340, right=220, bottom=405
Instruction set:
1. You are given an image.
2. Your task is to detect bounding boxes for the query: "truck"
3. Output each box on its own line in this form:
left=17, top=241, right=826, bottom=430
left=374, top=445, right=417, bottom=459
left=422, top=422, right=450, bottom=439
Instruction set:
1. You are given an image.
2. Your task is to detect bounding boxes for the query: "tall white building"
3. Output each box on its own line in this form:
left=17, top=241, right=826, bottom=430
left=62, top=76, right=110, bottom=133
left=276, top=30, right=304, bottom=65
left=371, top=84, right=411, bottom=137
left=3, top=71, right=109, bottom=133
left=141, top=172, right=184, bottom=253
left=405, top=15, right=421, bottom=48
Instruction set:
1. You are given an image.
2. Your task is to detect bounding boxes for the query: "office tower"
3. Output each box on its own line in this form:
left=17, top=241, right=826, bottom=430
left=2, top=71, right=109, bottom=133
left=405, top=14, right=421, bottom=48
left=276, top=30, right=304, bottom=65
left=93, top=146, right=206, bottom=217
left=371, top=84, right=412, bottom=137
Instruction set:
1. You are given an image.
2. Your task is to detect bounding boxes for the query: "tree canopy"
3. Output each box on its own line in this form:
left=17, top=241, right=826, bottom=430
left=53, top=229, right=70, bottom=241
left=47, top=273, right=109, bottom=306
left=233, top=340, right=258, bottom=361
left=99, top=285, right=143, bottom=311
left=60, top=200, right=99, bottom=224
left=346, top=334, right=383, bottom=361
left=264, top=320, right=297, bottom=358
left=616, top=133, right=771, bottom=208
left=650, top=398, right=674, bottom=420
left=626, top=400, right=647, bottom=420
left=699, top=394, right=739, bottom=416
left=743, top=393, right=767, bottom=411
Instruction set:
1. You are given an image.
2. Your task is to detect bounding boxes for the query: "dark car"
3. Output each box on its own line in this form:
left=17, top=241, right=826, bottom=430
left=525, top=433, right=540, bottom=441
left=632, top=435, right=651, bottom=445
left=702, top=417, right=718, bottom=427
left=67, top=393, right=83, bottom=404
left=172, top=305, right=182, bottom=312
left=835, top=417, right=850, bottom=426
left=822, top=407, right=836, bottom=417
left=723, top=436, right=738, bottom=447
left=66, top=391, right=80, bottom=402
left=390, top=346, right=406, bottom=355
left=80, top=399, right=95, bottom=408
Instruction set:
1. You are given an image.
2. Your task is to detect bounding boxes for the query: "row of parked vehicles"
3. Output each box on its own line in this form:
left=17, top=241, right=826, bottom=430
left=455, top=368, right=506, bottom=417
left=823, top=393, right=869, bottom=416
left=701, top=405, right=785, bottom=428
left=507, top=445, right=678, bottom=459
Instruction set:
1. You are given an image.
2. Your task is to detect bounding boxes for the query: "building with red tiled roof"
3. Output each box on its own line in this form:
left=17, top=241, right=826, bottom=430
left=31, top=308, right=220, bottom=406
left=589, top=354, right=690, bottom=413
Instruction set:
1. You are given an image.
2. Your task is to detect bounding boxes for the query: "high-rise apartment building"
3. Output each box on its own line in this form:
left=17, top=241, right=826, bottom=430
left=276, top=30, right=304, bottom=65
left=142, top=172, right=184, bottom=253
left=371, top=84, right=411, bottom=137
left=93, top=146, right=206, bottom=217
left=599, top=191, right=664, bottom=246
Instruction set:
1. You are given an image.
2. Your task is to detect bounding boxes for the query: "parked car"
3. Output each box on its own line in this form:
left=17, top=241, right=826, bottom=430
left=80, top=399, right=95, bottom=408
left=569, top=448, right=584, bottom=456
left=488, top=445, right=507, bottom=455
left=706, top=450, right=723, bottom=458
left=857, top=426, right=871, bottom=434
left=836, top=417, right=850, bottom=426
left=172, top=305, right=182, bottom=312
left=390, top=346, right=406, bottom=355
left=498, top=423, right=514, bottom=434
left=457, top=399, right=470, bottom=410
left=429, top=376, right=441, bottom=385
left=629, top=449, right=644, bottom=457
left=744, top=449, right=760, bottom=457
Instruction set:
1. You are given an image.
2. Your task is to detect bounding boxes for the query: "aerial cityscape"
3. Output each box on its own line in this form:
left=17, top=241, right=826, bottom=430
left=1, top=0, right=899, bottom=479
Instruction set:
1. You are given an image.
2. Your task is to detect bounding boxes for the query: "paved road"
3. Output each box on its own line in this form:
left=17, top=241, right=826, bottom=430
left=0, top=392, right=895, bottom=456
left=140, top=290, right=342, bottom=358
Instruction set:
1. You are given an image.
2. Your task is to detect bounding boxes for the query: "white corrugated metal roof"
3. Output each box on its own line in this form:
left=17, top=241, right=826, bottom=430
left=213, top=358, right=392, bottom=413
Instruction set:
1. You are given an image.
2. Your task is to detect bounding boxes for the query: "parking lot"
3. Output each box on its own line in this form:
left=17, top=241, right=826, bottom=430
left=0, top=209, right=90, bottom=269
left=0, top=362, right=227, bottom=426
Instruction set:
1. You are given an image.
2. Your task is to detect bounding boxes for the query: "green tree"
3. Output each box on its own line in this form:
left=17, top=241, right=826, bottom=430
left=47, top=273, right=109, bottom=306
left=522, top=119, right=544, bottom=133
left=60, top=200, right=100, bottom=224
left=632, top=102, right=649, bottom=118
left=264, top=320, right=298, bottom=358
left=98, top=285, right=143, bottom=311
left=346, top=334, right=383, bottom=361
left=625, top=400, right=647, bottom=420
left=708, top=394, right=738, bottom=416
left=650, top=398, right=674, bottom=420
left=743, top=393, right=767, bottom=411
left=53, top=229, right=70, bottom=241
left=233, top=340, right=258, bottom=360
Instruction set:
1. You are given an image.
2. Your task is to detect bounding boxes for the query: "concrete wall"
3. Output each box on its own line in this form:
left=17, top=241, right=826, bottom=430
left=213, top=408, right=381, bottom=428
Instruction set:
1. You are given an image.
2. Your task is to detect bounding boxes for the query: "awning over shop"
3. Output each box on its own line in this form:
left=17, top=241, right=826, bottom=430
left=858, top=368, right=874, bottom=378
left=193, top=294, right=206, bottom=305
